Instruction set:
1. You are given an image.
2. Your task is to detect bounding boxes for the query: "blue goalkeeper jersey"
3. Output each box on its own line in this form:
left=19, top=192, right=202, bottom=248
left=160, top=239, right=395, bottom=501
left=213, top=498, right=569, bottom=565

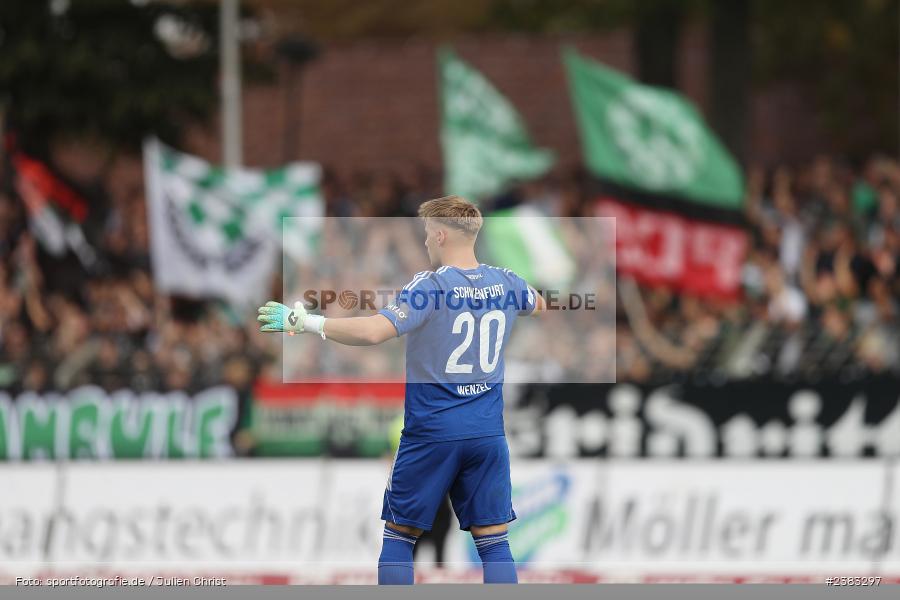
left=377, top=264, right=536, bottom=442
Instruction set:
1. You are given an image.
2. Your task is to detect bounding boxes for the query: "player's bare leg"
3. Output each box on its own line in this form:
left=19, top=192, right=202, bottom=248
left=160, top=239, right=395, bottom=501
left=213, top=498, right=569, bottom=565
left=378, top=521, right=424, bottom=585
left=470, top=524, right=507, bottom=536
left=471, top=523, right=517, bottom=583
left=387, top=522, right=424, bottom=537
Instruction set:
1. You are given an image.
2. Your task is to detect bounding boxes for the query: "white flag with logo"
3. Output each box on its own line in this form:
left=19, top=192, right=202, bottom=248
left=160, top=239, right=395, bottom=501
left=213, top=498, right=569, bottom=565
left=143, top=138, right=323, bottom=304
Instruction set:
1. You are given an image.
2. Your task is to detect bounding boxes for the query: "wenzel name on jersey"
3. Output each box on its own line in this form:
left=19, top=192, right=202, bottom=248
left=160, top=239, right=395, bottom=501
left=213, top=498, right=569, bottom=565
left=457, top=382, right=492, bottom=395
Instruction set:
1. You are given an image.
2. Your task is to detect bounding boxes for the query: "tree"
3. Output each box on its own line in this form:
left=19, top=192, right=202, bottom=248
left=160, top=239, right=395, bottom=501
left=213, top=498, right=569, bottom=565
left=0, top=0, right=219, bottom=158
left=752, top=0, right=900, bottom=157
left=710, top=0, right=751, bottom=162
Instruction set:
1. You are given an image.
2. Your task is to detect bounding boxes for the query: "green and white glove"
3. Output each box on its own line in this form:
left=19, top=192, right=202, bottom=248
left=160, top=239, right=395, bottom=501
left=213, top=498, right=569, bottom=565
left=257, top=301, right=326, bottom=338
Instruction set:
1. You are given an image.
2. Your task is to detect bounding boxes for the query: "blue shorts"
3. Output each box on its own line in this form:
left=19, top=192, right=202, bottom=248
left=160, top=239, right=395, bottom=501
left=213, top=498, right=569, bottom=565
left=382, top=435, right=516, bottom=531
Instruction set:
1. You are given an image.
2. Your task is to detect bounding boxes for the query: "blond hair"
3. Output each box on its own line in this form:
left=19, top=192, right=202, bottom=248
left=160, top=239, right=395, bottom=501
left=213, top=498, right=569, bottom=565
left=418, top=195, right=483, bottom=237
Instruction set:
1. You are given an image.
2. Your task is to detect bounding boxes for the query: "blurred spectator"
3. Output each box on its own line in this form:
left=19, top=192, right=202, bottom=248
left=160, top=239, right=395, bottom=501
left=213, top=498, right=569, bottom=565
left=0, top=153, right=898, bottom=396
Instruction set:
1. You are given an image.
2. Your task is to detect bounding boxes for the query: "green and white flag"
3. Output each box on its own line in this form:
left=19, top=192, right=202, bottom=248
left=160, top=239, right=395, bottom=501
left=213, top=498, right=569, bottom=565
left=481, top=205, right=576, bottom=290
left=440, top=47, right=555, bottom=201
left=143, top=138, right=323, bottom=304
left=564, top=48, right=743, bottom=210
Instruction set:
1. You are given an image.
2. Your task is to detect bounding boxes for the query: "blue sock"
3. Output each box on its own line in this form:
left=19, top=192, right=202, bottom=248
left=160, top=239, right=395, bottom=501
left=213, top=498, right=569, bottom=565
left=474, top=532, right=517, bottom=584
left=378, top=525, right=418, bottom=585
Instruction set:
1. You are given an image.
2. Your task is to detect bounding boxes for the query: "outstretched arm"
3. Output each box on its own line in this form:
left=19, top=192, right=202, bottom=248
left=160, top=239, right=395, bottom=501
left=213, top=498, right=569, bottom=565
left=323, top=314, right=397, bottom=345
left=257, top=301, right=397, bottom=346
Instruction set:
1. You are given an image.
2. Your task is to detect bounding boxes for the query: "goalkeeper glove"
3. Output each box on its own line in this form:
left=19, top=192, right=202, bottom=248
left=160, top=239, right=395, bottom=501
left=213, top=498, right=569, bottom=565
left=257, top=301, right=326, bottom=338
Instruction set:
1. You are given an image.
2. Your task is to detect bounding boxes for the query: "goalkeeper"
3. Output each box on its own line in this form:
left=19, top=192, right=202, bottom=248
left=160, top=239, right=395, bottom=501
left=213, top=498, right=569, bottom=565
left=258, top=196, right=544, bottom=585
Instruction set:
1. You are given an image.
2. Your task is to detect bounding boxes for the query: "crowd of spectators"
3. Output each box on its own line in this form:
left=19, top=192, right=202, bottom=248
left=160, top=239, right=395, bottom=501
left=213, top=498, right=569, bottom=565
left=1, top=154, right=899, bottom=398
left=616, top=155, right=900, bottom=382
left=0, top=174, right=268, bottom=397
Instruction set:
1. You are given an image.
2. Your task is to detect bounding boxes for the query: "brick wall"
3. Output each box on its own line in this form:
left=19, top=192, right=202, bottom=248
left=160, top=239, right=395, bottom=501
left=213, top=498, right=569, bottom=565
left=183, top=32, right=635, bottom=173
left=54, top=29, right=828, bottom=201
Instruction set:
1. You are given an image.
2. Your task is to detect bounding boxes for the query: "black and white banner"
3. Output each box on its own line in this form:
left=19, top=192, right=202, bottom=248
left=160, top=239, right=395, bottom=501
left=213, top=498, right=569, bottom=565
left=506, top=378, right=900, bottom=458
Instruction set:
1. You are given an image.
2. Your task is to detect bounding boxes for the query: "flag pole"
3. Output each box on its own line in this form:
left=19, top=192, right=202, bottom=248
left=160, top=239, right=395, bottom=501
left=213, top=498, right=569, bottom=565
left=220, top=0, right=242, bottom=168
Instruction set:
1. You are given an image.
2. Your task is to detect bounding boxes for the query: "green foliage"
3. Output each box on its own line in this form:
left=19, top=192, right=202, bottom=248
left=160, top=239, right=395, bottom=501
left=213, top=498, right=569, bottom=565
left=0, top=0, right=893, bottom=159
left=485, top=0, right=702, bottom=34
left=485, top=0, right=899, bottom=155
left=0, top=0, right=219, bottom=154
left=752, top=0, right=899, bottom=155
left=260, top=0, right=494, bottom=39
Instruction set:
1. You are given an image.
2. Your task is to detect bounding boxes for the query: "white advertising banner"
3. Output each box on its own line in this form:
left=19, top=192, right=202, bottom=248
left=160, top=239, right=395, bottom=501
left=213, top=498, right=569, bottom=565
left=52, top=461, right=327, bottom=567
left=0, top=459, right=896, bottom=583
left=880, top=461, right=900, bottom=577
left=586, top=462, right=891, bottom=578
left=443, top=461, right=898, bottom=580
left=0, top=464, right=58, bottom=569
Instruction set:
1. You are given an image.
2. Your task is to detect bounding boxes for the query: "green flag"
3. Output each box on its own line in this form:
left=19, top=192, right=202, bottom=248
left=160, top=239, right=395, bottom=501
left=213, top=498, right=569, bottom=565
left=440, top=48, right=555, bottom=201
left=480, top=205, right=576, bottom=291
left=564, top=48, right=743, bottom=210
